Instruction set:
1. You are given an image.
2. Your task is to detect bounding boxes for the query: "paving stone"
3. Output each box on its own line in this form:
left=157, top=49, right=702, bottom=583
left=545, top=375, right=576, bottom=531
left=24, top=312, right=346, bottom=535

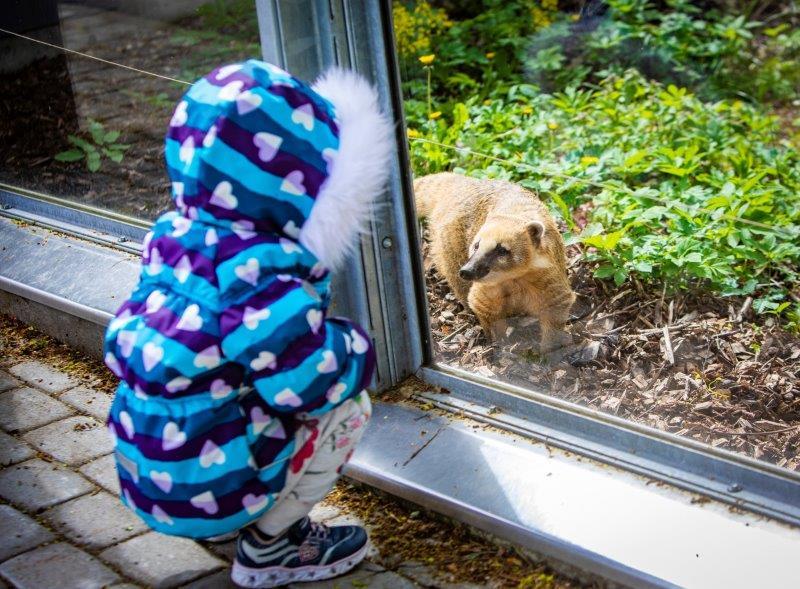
left=0, top=387, right=74, bottom=433
left=0, top=542, right=120, bottom=588
left=180, top=569, right=237, bottom=588
left=204, top=539, right=237, bottom=561
left=0, top=371, right=20, bottom=393
left=0, top=458, right=94, bottom=510
left=23, top=416, right=114, bottom=465
left=9, top=361, right=77, bottom=394
left=101, top=532, right=225, bottom=589
left=0, top=504, right=55, bottom=561
left=0, top=430, right=33, bottom=466
left=79, top=453, right=120, bottom=494
left=46, top=490, right=148, bottom=549
left=59, top=386, right=113, bottom=421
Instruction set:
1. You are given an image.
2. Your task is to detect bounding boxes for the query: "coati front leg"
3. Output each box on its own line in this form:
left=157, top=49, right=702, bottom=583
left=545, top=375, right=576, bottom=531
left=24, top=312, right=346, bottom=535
left=537, top=293, right=575, bottom=354
left=468, top=285, right=507, bottom=341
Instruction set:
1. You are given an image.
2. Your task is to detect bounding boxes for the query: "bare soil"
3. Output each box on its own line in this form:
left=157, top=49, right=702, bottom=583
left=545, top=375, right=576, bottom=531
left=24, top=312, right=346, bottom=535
left=423, top=229, right=800, bottom=471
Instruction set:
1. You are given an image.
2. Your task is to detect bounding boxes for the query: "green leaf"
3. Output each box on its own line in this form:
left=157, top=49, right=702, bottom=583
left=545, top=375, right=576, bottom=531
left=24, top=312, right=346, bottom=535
left=593, top=265, right=616, bottom=279
left=54, top=150, right=85, bottom=162
left=68, top=135, right=96, bottom=153
left=88, top=120, right=105, bottom=145
left=104, top=149, right=124, bottom=163
left=623, top=149, right=647, bottom=168
left=103, top=130, right=121, bottom=143
left=582, top=230, right=625, bottom=251
left=86, top=152, right=101, bottom=172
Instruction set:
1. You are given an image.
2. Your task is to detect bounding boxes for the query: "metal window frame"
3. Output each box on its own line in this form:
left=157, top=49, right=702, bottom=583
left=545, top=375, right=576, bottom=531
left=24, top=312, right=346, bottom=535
left=0, top=0, right=797, bottom=548
left=253, top=0, right=800, bottom=530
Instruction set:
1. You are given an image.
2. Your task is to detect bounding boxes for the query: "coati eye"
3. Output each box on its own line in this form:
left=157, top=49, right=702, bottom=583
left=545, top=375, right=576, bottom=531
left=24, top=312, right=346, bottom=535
left=495, top=244, right=510, bottom=256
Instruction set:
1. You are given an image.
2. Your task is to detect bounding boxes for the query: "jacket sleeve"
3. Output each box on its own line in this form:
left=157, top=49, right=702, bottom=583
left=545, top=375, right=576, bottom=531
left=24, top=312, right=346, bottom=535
left=220, top=276, right=375, bottom=415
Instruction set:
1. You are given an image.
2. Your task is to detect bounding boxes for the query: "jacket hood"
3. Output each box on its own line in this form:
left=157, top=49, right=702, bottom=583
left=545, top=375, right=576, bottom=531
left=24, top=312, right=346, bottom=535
left=165, top=59, right=393, bottom=270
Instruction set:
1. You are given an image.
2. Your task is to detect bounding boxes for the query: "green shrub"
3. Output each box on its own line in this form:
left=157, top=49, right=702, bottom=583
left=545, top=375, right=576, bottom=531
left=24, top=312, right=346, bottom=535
left=406, top=70, right=800, bottom=325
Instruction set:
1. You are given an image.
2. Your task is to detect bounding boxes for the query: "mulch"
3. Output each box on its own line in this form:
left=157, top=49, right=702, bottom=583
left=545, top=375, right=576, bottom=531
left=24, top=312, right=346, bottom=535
left=423, top=229, right=800, bottom=471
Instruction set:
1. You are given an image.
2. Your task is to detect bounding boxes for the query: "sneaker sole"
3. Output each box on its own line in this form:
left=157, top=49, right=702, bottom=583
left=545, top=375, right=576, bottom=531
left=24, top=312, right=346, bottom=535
left=230, top=542, right=369, bottom=588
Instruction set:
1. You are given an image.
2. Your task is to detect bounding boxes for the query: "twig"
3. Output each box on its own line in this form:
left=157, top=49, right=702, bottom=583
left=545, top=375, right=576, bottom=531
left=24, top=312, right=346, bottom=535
left=637, top=324, right=688, bottom=336
left=402, top=427, right=444, bottom=467
left=701, top=425, right=800, bottom=437
left=441, top=324, right=469, bottom=343
left=662, top=326, right=675, bottom=365
left=736, top=297, right=753, bottom=323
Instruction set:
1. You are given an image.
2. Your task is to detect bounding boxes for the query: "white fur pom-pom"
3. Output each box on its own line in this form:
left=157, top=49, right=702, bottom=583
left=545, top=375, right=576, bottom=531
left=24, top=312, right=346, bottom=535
left=300, top=68, right=394, bottom=270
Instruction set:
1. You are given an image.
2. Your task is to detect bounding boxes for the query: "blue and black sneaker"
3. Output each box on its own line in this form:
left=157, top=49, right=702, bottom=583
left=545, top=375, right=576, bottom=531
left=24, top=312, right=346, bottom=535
left=231, top=517, right=369, bottom=588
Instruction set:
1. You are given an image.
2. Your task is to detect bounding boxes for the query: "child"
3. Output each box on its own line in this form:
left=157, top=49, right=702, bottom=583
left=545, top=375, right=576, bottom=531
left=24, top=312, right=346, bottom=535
left=103, top=60, right=393, bottom=588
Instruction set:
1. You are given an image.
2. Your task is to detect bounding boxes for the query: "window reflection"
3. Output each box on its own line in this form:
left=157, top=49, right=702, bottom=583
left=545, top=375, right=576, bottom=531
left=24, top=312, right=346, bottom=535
left=398, top=0, right=800, bottom=470
left=0, top=0, right=259, bottom=219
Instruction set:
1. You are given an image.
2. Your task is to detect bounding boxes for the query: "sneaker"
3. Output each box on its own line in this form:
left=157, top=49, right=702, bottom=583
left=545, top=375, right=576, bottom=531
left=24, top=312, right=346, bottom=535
left=231, top=518, right=368, bottom=588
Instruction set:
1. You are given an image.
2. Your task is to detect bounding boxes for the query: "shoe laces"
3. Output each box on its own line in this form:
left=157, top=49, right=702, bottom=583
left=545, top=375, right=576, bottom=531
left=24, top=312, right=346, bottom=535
left=307, top=521, right=330, bottom=542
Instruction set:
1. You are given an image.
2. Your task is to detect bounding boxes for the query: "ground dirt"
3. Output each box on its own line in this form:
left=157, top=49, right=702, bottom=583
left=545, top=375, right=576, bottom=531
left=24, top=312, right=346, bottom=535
left=423, top=228, right=800, bottom=471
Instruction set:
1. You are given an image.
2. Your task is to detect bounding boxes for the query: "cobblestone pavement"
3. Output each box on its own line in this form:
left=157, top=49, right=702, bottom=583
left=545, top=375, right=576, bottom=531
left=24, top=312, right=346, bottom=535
left=0, top=359, right=457, bottom=589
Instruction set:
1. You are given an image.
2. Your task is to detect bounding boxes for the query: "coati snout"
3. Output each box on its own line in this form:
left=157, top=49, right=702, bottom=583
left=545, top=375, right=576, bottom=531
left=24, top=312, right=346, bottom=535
left=459, top=220, right=548, bottom=283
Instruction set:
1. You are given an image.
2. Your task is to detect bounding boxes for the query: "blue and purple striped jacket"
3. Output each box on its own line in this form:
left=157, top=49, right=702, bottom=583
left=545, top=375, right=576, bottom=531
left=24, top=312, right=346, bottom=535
left=103, top=60, right=376, bottom=538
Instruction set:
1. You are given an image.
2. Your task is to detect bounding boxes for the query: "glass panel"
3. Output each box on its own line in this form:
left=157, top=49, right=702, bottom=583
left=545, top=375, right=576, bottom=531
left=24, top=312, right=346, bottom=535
left=0, top=0, right=259, bottom=219
left=396, top=1, right=800, bottom=470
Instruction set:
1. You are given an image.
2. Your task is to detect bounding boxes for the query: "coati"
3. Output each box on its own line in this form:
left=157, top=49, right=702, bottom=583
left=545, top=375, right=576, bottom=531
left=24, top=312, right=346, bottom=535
left=414, top=172, right=576, bottom=352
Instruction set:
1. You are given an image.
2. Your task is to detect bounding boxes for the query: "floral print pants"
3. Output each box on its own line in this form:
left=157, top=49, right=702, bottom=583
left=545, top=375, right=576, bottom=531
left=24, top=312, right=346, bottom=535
left=255, top=391, right=372, bottom=535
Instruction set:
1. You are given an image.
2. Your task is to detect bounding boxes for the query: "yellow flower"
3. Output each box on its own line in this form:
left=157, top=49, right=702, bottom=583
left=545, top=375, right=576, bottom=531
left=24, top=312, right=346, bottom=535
left=483, top=99, right=492, bottom=106
left=485, top=52, right=496, bottom=59
left=570, top=13, right=580, bottom=21
left=580, top=156, right=600, bottom=166
left=521, top=106, right=533, bottom=115
left=407, top=128, right=421, bottom=138
left=428, top=111, right=441, bottom=120
left=547, top=121, right=558, bottom=130
left=419, top=54, right=436, bottom=65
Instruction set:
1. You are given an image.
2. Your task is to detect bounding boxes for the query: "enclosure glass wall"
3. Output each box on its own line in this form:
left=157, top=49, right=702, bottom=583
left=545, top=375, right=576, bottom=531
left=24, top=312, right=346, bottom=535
left=0, top=0, right=259, bottom=220
left=397, top=0, right=800, bottom=470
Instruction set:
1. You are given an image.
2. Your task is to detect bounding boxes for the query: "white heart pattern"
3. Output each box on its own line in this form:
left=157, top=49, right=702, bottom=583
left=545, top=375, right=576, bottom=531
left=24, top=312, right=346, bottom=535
left=317, top=350, right=338, bottom=374
left=250, top=406, right=271, bottom=435
left=265, top=419, right=286, bottom=440
left=147, top=248, right=164, bottom=276
left=123, top=489, right=137, bottom=512
left=190, top=490, right=219, bottom=515
left=119, top=411, right=135, bottom=439
left=322, top=147, right=337, bottom=172
left=116, top=330, right=137, bottom=359
left=205, top=228, right=218, bottom=246
left=243, top=306, right=270, bottom=330
left=105, top=352, right=123, bottom=377
left=199, top=439, right=226, bottom=468
left=150, top=470, right=173, bottom=493
left=274, top=388, right=303, bottom=408
left=351, top=329, right=370, bottom=354
left=250, top=351, right=277, bottom=371
left=218, top=80, right=244, bottom=101
left=280, top=170, right=306, bottom=196
left=194, top=345, right=221, bottom=370
left=162, top=421, right=187, bottom=451
left=142, top=342, right=164, bottom=372
left=236, top=90, right=262, bottom=115
left=202, top=124, right=218, bottom=148
left=291, top=103, right=315, bottom=131
left=173, top=255, right=193, bottom=284
left=232, top=220, right=256, bottom=240
left=108, top=308, right=132, bottom=333
left=210, top=181, right=238, bottom=210
left=134, top=385, right=149, bottom=401
left=242, top=493, right=268, bottom=515
left=172, top=182, right=184, bottom=199
left=170, top=101, right=188, bottom=127
left=171, top=216, right=192, bottom=238
left=306, top=309, right=323, bottom=334
left=326, top=381, right=347, bottom=404
left=310, top=262, right=327, bottom=279
left=179, top=136, right=195, bottom=167
left=215, top=63, right=243, bottom=80
left=279, top=237, right=302, bottom=254
left=152, top=504, right=173, bottom=525
left=283, top=220, right=301, bottom=239
left=210, top=378, right=233, bottom=400
left=145, top=290, right=167, bottom=313
left=234, top=258, right=260, bottom=286
left=176, top=304, right=203, bottom=331
left=343, top=333, right=352, bottom=354
left=253, top=132, right=283, bottom=162
left=165, top=376, right=191, bottom=394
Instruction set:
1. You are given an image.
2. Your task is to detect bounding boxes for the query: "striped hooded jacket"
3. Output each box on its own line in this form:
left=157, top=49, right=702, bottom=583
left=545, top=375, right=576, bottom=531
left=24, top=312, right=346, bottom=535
left=103, top=60, right=393, bottom=538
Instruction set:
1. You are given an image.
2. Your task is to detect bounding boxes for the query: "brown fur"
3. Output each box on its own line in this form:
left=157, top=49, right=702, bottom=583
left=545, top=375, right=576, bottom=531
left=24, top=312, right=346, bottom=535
left=414, top=172, right=576, bottom=351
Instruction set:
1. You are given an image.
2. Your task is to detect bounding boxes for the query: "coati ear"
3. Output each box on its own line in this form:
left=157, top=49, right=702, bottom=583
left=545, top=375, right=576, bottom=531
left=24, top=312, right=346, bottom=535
left=527, top=221, right=546, bottom=246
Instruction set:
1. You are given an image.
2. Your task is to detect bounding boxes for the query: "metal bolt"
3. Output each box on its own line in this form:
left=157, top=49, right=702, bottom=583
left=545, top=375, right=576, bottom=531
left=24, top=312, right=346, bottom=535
left=117, top=236, right=129, bottom=243
left=728, top=483, right=743, bottom=493
left=381, top=236, right=393, bottom=249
